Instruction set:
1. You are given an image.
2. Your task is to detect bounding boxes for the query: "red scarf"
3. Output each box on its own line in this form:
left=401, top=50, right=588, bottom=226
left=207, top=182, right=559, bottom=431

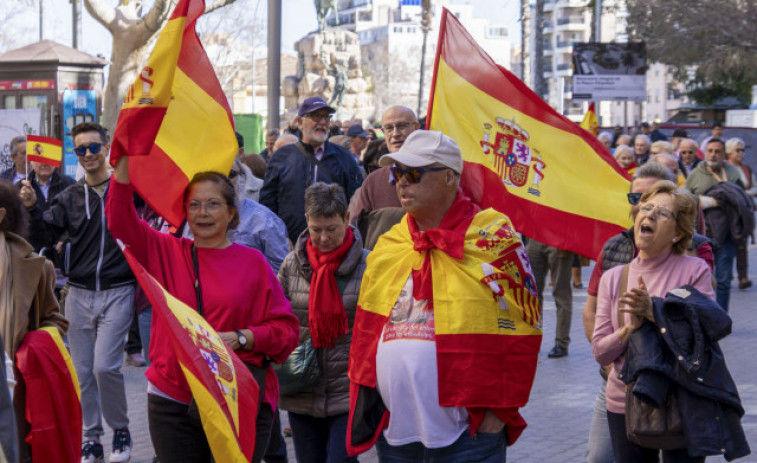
left=407, top=191, right=479, bottom=301
left=306, top=227, right=355, bottom=347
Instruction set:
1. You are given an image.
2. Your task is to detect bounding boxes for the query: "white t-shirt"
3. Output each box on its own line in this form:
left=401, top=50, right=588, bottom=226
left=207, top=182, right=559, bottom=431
left=375, top=275, right=468, bottom=448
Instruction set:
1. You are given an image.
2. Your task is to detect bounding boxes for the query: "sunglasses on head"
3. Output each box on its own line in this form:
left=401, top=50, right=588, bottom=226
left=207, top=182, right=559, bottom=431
left=389, top=165, right=449, bottom=184
left=627, top=192, right=642, bottom=205
left=74, top=143, right=102, bottom=157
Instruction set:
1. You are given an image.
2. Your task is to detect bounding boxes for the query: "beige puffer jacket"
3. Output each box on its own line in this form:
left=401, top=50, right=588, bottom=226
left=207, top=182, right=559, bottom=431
left=277, top=226, right=368, bottom=417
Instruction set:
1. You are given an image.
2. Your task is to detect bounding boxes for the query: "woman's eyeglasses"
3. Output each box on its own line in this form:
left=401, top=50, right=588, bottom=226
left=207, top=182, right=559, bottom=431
left=639, top=203, right=675, bottom=220
left=186, top=200, right=226, bottom=213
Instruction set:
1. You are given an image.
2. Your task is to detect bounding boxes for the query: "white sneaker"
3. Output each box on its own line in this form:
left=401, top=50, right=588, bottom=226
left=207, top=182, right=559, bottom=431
left=81, top=440, right=104, bottom=463
left=109, top=429, right=131, bottom=463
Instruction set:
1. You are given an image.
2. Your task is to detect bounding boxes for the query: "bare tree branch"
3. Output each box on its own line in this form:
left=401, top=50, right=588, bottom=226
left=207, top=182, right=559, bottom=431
left=83, top=0, right=117, bottom=30
left=205, top=0, right=236, bottom=14
left=142, top=0, right=175, bottom=33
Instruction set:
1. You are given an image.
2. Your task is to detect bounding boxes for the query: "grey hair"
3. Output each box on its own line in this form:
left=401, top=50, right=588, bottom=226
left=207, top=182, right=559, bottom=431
left=614, top=144, right=633, bottom=159
left=9, top=135, right=26, bottom=155
left=650, top=140, right=674, bottom=154
left=304, top=182, right=348, bottom=218
left=725, top=137, right=745, bottom=154
left=634, top=134, right=650, bottom=145
left=266, top=128, right=279, bottom=137
left=598, top=132, right=613, bottom=143
left=633, top=160, right=676, bottom=185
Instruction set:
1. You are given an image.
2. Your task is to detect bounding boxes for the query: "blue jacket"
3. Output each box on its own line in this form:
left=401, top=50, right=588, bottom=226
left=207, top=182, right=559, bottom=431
left=260, top=140, right=363, bottom=243
left=620, top=286, right=750, bottom=461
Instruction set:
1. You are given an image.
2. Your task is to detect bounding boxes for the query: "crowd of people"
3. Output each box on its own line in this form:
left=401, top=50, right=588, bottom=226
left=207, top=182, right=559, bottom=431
left=0, top=97, right=754, bottom=463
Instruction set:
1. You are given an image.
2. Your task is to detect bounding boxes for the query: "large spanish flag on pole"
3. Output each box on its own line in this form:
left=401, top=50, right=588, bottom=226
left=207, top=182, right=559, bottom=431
left=109, top=0, right=237, bottom=227
left=26, top=135, right=62, bottom=168
left=427, top=8, right=631, bottom=259
left=119, top=243, right=257, bottom=462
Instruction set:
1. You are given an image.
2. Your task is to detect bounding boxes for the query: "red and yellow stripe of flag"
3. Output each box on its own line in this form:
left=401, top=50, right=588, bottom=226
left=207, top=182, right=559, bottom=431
left=110, top=0, right=237, bottom=227
left=580, top=102, right=599, bottom=137
left=15, top=327, right=81, bottom=463
left=427, top=9, right=631, bottom=259
left=120, top=243, right=257, bottom=462
left=26, top=135, right=62, bottom=168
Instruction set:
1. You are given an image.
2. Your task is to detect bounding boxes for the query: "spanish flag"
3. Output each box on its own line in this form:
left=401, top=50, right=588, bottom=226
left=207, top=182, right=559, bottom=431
left=109, top=0, right=237, bottom=227
left=427, top=9, right=631, bottom=259
left=15, top=327, right=81, bottom=463
left=581, top=102, right=599, bottom=137
left=120, top=243, right=257, bottom=462
left=26, top=135, right=62, bottom=168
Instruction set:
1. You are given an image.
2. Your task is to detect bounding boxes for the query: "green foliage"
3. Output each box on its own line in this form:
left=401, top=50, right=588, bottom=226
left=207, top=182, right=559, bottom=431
left=625, top=0, right=757, bottom=105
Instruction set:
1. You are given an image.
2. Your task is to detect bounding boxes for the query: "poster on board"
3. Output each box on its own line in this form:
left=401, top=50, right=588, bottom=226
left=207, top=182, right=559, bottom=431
left=0, top=108, right=42, bottom=172
left=572, top=42, right=647, bottom=101
left=62, top=89, right=97, bottom=178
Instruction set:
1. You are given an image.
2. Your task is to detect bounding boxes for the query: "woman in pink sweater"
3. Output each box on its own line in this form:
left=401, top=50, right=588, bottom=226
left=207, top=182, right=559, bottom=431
left=107, top=157, right=299, bottom=463
left=592, top=180, right=714, bottom=463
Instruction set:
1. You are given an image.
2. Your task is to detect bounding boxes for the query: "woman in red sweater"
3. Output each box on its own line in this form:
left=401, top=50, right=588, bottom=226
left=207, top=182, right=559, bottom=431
left=106, top=157, right=299, bottom=463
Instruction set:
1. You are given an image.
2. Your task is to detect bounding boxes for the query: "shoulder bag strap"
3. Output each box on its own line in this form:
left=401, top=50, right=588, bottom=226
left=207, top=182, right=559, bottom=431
left=617, top=264, right=630, bottom=328
left=191, top=244, right=203, bottom=317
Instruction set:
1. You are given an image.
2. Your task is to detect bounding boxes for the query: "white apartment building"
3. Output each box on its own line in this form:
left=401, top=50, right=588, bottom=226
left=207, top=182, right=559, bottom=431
left=326, top=0, right=510, bottom=119
left=538, top=0, right=688, bottom=126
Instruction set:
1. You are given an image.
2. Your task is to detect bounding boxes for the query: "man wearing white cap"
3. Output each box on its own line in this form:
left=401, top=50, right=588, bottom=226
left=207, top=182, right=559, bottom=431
left=346, top=130, right=542, bottom=461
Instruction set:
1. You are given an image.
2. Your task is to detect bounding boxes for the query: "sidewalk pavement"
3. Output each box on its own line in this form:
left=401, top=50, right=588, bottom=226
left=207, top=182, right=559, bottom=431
left=113, top=245, right=757, bottom=463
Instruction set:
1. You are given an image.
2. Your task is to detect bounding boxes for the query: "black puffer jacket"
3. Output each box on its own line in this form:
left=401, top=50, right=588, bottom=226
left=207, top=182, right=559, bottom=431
left=620, top=286, right=750, bottom=461
left=277, top=226, right=368, bottom=417
left=704, top=181, right=755, bottom=247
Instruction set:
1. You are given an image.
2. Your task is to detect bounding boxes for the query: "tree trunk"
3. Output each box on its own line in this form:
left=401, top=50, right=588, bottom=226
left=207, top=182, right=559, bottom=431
left=520, top=0, right=531, bottom=87
left=102, top=37, right=154, bottom=130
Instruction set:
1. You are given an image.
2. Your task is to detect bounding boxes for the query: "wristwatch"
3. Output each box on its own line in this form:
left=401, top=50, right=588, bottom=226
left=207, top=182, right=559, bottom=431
left=236, top=330, right=247, bottom=349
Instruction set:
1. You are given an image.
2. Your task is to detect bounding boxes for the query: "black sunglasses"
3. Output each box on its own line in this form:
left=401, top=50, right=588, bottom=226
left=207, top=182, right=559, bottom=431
left=627, top=192, right=642, bottom=205
left=389, top=165, right=449, bottom=184
left=74, top=143, right=102, bottom=157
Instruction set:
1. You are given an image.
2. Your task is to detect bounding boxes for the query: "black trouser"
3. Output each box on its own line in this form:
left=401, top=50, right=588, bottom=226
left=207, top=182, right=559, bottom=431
left=124, top=307, right=142, bottom=355
left=148, top=394, right=274, bottom=463
left=263, top=408, right=288, bottom=463
left=606, top=411, right=704, bottom=463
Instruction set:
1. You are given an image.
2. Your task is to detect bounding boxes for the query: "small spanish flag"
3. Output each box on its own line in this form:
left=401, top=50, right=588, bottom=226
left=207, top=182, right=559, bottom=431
left=580, top=102, right=599, bottom=136
left=26, top=135, right=63, bottom=168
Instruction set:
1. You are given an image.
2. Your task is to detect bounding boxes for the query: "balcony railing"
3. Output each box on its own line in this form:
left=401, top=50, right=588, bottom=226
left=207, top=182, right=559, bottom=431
left=556, top=40, right=571, bottom=48
left=557, top=63, right=571, bottom=71
left=557, top=16, right=584, bottom=25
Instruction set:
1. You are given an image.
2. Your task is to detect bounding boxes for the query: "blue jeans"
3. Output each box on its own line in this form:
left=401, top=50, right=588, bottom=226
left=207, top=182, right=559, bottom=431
left=287, top=411, right=357, bottom=463
left=713, top=237, right=735, bottom=312
left=587, top=378, right=614, bottom=463
left=376, top=428, right=506, bottom=463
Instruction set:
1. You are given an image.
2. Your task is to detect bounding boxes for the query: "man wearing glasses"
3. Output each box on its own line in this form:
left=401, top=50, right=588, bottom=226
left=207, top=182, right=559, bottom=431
left=581, top=161, right=713, bottom=463
left=677, top=138, right=701, bottom=177
left=25, top=122, right=136, bottom=463
left=347, top=130, right=541, bottom=461
left=260, top=96, right=363, bottom=244
left=352, top=106, right=419, bottom=228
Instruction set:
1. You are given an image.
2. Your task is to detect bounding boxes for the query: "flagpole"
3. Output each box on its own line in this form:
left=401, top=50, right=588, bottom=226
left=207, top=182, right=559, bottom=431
left=424, top=7, right=449, bottom=130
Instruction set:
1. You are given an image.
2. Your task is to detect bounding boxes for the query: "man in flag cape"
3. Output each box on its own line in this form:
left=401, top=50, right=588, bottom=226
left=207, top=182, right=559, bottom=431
left=346, top=130, right=541, bottom=458
left=426, top=8, right=632, bottom=260
left=108, top=0, right=237, bottom=227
